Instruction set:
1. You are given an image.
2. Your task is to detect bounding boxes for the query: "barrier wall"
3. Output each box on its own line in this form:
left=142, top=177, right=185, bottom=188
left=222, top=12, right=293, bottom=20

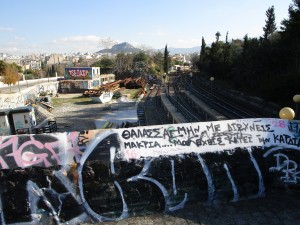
left=0, top=118, right=300, bottom=224
left=0, top=82, right=58, bottom=109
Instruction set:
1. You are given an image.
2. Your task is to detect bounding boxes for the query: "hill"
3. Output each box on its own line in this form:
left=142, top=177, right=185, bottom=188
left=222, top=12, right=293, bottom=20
left=96, top=42, right=140, bottom=54
left=96, top=42, right=201, bottom=55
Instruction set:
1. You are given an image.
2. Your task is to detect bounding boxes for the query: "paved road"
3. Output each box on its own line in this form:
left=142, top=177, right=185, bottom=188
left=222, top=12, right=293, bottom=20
left=82, top=191, right=300, bottom=225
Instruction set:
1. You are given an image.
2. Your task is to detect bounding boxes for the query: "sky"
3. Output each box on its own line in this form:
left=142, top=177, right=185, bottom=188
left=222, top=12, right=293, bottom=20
left=0, top=0, right=293, bottom=55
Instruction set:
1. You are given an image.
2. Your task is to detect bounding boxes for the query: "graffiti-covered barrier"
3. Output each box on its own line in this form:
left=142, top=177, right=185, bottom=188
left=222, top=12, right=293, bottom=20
left=0, top=118, right=299, bottom=224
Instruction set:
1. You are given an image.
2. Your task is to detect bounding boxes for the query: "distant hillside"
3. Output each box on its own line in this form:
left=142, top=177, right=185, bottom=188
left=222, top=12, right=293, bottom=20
left=96, top=42, right=141, bottom=54
left=96, top=42, right=201, bottom=55
left=166, top=46, right=201, bottom=55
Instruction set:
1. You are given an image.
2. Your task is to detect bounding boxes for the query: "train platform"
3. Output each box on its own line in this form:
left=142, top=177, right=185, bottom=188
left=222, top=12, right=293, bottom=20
left=182, top=90, right=227, bottom=121
left=160, top=93, right=186, bottom=123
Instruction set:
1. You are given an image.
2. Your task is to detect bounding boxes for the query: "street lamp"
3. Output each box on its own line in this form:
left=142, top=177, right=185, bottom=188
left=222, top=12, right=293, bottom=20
left=190, top=72, right=193, bottom=91
left=209, top=77, right=214, bottom=108
left=279, top=107, right=295, bottom=120
left=293, top=94, right=300, bottom=120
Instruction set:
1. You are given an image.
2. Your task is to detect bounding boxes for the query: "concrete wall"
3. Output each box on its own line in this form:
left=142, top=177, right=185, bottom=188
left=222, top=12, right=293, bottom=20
left=0, top=118, right=299, bottom=224
left=0, top=81, right=58, bottom=109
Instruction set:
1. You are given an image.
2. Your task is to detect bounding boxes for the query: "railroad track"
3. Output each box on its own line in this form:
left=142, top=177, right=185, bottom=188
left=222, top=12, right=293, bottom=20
left=190, top=76, right=274, bottom=119
left=138, top=85, right=172, bottom=126
left=166, top=73, right=275, bottom=122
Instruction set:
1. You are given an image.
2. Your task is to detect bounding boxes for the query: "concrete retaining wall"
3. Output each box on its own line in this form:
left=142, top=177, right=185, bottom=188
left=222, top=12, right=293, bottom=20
left=0, top=118, right=299, bottom=224
left=0, top=81, right=58, bottom=109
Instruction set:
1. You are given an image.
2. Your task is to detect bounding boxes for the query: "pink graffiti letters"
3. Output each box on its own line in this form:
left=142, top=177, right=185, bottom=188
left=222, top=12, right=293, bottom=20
left=0, top=135, right=61, bottom=168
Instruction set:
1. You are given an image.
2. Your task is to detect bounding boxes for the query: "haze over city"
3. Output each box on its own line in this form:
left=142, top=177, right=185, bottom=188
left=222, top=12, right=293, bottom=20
left=0, top=0, right=292, bottom=55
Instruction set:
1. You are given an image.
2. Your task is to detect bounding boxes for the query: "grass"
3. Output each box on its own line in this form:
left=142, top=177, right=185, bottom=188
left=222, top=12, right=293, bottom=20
left=120, top=88, right=142, bottom=99
left=52, top=95, right=93, bottom=107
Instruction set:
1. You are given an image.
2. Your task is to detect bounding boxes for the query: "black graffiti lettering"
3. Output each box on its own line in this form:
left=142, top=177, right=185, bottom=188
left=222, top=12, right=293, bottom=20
left=265, top=124, right=273, bottom=132
left=175, top=126, right=201, bottom=137
left=124, top=142, right=132, bottom=148
left=195, top=139, right=202, bottom=146
left=153, top=128, right=162, bottom=138
left=257, top=135, right=270, bottom=144
left=243, top=123, right=274, bottom=132
left=122, top=130, right=131, bottom=139
left=242, top=123, right=249, bottom=131
left=124, top=141, right=161, bottom=149
left=228, top=123, right=237, bottom=131
left=186, top=126, right=195, bottom=136
left=177, top=126, right=187, bottom=135
left=288, top=122, right=300, bottom=134
left=249, top=123, right=256, bottom=131
left=163, top=128, right=183, bottom=141
left=131, top=129, right=139, bottom=138
left=216, top=136, right=225, bottom=145
left=207, top=123, right=221, bottom=132
left=273, top=134, right=300, bottom=147
left=225, top=133, right=253, bottom=144
left=163, top=128, right=171, bottom=139
left=170, top=139, right=193, bottom=146
left=208, top=132, right=226, bottom=145
left=122, top=128, right=163, bottom=139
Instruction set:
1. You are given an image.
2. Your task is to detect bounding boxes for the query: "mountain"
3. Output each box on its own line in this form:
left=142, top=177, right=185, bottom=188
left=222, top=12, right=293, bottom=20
left=96, top=42, right=201, bottom=55
left=96, top=42, right=140, bottom=54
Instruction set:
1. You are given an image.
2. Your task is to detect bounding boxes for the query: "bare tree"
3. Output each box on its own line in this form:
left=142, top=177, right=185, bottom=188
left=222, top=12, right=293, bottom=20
left=114, top=53, right=133, bottom=78
left=99, top=37, right=117, bottom=56
left=136, top=44, right=154, bottom=55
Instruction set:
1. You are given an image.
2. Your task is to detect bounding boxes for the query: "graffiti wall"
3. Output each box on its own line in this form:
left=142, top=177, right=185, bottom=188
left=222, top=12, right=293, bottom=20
left=0, top=118, right=299, bottom=224
left=59, top=80, right=100, bottom=93
left=0, top=82, right=58, bottom=109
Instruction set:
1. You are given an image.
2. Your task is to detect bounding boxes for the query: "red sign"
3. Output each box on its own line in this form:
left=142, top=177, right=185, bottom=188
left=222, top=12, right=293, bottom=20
left=65, top=68, right=92, bottom=79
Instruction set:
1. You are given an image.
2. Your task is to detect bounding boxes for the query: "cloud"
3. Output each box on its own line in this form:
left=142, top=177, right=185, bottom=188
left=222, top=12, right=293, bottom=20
left=46, top=35, right=103, bottom=53
left=15, top=36, right=25, bottom=41
left=0, top=27, right=14, bottom=32
left=56, top=35, right=100, bottom=43
left=1, top=47, right=18, bottom=52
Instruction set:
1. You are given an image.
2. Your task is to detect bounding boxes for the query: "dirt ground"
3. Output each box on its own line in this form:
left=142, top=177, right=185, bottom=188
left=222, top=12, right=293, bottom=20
left=50, top=93, right=138, bottom=132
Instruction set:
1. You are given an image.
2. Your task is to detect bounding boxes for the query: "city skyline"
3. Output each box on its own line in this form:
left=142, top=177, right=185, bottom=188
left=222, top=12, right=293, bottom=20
left=0, top=0, right=292, bottom=55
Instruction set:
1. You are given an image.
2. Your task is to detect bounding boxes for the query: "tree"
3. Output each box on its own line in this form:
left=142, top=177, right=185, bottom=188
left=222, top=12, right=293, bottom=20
left=263, top=6, right=277, bottom=40
left=190, top=53, right=199, bottom=69
left=114, top=52, right=133, bottom=79
left=150, top=51, right=164, bottom=75
left=99, top=37, right=117, bottom=56
left=225, top=31, right=229, bottom=44
left=199, top=37, right=206, bottom=64
left=280, top=0, right=300, bottom=73
left=91, top=57, right=115, bottom=74
left=215, top=31, right=221, bottom=42
left=163, top=44, right=169, bottom=74
left=152, top=51, right=164, bottom=69
left=0, top=60, right=7, bottom=76
left=133, top=51, right=148, bottom=63
left=1, top=63, right=20, bottom=92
